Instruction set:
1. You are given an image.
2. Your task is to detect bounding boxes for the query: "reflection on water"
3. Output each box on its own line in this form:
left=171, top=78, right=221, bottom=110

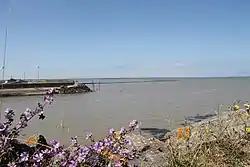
left=1, top=77, right=250, bottom=145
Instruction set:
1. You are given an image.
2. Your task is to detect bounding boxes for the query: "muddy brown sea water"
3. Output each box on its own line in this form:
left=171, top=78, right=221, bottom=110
left=0, top=77, right=250, bottom=146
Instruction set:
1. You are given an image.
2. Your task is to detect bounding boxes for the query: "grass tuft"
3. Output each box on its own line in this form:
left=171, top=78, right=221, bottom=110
left=162, top=102, right=250, bottom=167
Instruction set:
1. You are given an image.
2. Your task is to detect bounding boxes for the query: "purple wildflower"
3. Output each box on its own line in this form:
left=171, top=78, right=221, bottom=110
left=78, top=146, right=90, bottom=162
left=92, top=155, right=100, bottom=166
left=33, top=163, right=40, bottom=167
left=71, top=136, right=78, bottom=146
left=50, top=140, right=60, bottom=149
left=54, top=151, right=66, bottom=161
left=77, top=153, right=86, bottom=163
left=0, top=123, right=6, bottom=132
left=44, top=89, right=54, bottom=104
left=7, top=162, right=16, bottom=167
left=86, top=132, right=92, bottom=140
left=4, top=108, right=14, bottom=115
left=33, top=153, right=43, bottom=163
left=4, top=108, right=15, bottom=123
left=125, top=139, right=132, bottom=145
left=60, top=161, right=67, bottom=167
left=24, top=108, right=32, bottom=120
left=41, top=149, right=51, bottom=155
left=93, top=141, right=105, bottom=153
left=18, top=119, right=28, bottom=128
left=114, top=160, right=123, bottom=167
left=129, top=120, right=139, bottom=130
left=119, top=127, right=126, bottom=134
left=104, top=138, right=113, bottom=147
left=109, top=128, right=115, bottom=136
left=68, top=160, right=78, bottom=167
left=20, top=152, right=29, bottom=162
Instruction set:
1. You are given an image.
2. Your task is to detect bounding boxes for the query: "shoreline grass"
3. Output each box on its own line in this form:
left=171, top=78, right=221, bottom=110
left=158, top=102, right=250, bottom=166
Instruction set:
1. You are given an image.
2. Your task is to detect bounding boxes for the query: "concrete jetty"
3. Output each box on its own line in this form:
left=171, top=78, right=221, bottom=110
left=0, top=80, right=75, bottom=89
left=0, top=82, right=93, bottom=97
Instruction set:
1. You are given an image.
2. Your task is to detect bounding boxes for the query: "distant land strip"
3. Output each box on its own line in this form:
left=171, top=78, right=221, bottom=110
left=0, top=79, right=179, bottom=85
left=80, top=79, right=179, bottom=84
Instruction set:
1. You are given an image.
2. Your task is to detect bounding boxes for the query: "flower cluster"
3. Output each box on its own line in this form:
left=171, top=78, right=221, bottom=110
left=177, top=127, right=191, bottom=140
left=0, top=88, right=139, bottom=167
left=45, top=121, right=139, bottom=167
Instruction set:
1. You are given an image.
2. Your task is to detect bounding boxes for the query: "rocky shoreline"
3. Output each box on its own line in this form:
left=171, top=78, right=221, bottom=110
left=127, top=104, right=250, bottom=166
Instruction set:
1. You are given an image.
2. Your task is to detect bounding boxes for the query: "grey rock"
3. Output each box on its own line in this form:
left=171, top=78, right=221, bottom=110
left=126, top=133, right=167, bottom=167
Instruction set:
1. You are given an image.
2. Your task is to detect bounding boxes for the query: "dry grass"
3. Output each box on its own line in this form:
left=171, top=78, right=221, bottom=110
left=162, top=103, right=250, bottom=167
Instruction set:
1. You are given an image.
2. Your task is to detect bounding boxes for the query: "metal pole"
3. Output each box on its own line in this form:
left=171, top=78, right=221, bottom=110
left=2, top=28, right=7, bottom=82
left=37, top=66, right=40, bottom=82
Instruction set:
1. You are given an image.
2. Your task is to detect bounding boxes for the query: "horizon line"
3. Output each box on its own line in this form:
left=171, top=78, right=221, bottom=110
left=2, top=75, right=250, bottom=81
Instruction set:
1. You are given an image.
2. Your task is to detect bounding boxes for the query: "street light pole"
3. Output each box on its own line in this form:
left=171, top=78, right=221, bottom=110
left=2, top=27, right=7, bottom=82
left=36, top=65, right=40, bottom=82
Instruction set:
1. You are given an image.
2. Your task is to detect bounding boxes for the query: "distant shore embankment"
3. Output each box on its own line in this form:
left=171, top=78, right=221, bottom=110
left=0, top=81, right=93, bottom=97
left=0, top=81, right=74, bottom=89
left=0, top=88, right=53, bottom=97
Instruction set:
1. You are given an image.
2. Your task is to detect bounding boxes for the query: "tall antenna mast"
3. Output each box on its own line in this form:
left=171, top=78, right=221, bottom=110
left=2, top=27, right=8, bottom=81
left=2, top=6, right=11, bottom=82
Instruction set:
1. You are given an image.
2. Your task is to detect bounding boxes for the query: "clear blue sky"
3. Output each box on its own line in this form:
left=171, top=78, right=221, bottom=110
left=0, top=0, right=249, bottom=79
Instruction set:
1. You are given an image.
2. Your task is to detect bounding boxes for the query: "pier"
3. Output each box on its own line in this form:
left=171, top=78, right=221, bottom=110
left=0, top=81, right=75, bottom=89
left=0, top=79, right=96, bottom=97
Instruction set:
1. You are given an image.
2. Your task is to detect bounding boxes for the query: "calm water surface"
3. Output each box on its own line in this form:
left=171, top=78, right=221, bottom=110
left=1, top=78, right=250, bottom=145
